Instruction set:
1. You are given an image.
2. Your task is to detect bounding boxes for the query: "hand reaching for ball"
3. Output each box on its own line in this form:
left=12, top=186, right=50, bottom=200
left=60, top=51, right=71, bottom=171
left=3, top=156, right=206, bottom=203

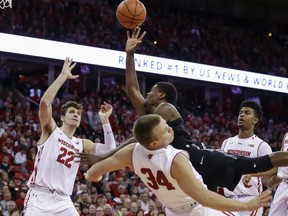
left=126, top=28, right=147, bottom=55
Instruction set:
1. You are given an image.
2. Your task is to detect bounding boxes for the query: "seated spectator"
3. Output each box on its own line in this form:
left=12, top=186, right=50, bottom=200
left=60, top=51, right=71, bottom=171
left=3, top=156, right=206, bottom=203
left=157, top=211, right=166, bottom=216
left=0, top=146, right=13, bottom=166
left=0, top=192, right=12, bottom=216
left=79, top=192, right=90, bottom=212
left=145, top=200, right=156, bottom=216
left=136, top=209, right=144, bottom=216
left=15, top=186, right=27, bottom=211
left=120, top=206, right=128, bottom=216
left=13, top=146, right=27, bottom=174
left=149, top=210, right=159, bottom=216
left=87, top=203, right=96, bottom=216
left=96, top=206, right=105, bottom=216
left=73, top=202, right=81, bottom=215
left=25, top=151, right=35, bottom=174
left=0, top=171, right=9, bottom=188
left=10, top=208, right=20, bottom=216
left=103, top=203, right=113, bottom=216
left=140, top=192, right=150, bottom=214
left=113, top=197, right=123, bottom=212
left=4, top=200, right=16, bottom=216
left=127, top=202, right=138, bottom=216
left=8, top=180, right=17, bottom=200
left=13, top=135, right=27, bottom=154
left=112, top=210, right=122, bottom=216
left=0, top=155, right=14, bottom=178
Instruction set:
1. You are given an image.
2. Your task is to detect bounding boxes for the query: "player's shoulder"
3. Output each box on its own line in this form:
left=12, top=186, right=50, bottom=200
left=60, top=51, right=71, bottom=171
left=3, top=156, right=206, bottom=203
left=225, top=135, right=238, bottom=142
left=254, top=135, right=269, bottom=145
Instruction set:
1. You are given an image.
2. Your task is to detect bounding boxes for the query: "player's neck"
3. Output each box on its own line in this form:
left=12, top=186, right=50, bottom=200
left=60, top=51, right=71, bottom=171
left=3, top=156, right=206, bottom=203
left=60, top=125, right=76, bottom=139
left=238, top=129, right=254, bottom=139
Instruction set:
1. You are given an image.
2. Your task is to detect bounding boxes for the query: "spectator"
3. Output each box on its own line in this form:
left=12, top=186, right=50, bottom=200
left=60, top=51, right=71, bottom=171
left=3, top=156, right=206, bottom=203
left=0, top=191, right=12, bottom=215
left=8, top=180, right=17, bottom=200
left=136, top=209, right=144, bottom=216
left=4, top=200, right=16, bottom=216
left=140, top=192, right=150, bottom=214
left=87, top=203, right=96, bottom=216
left=79, top=191, right=90, bottom=212
left=96, top=206, right=105, bottom=216
left=0, top=156, right=14, bottom=178
left=127, top=202, right=138, bottom=216
left=15, top=187, right=27, bottom=211
left=74, top=202, right=81, bottom=215
left=103, top=203, right=113, bottom=216
left=13, top=147, right=27, bottom=174
left=10, top=208, right=20, bottom=216
left=120, top=206, right=128, bottom=216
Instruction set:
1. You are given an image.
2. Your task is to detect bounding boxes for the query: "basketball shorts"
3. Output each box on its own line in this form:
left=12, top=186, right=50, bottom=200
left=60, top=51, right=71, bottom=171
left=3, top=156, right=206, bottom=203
left=23, top=186, right=79, bottom=216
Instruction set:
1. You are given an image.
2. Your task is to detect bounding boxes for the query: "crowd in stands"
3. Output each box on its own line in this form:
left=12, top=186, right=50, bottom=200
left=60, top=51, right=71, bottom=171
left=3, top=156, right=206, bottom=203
left=0, top=0, right=287, bottom=77
left=0, top=0, right=288, bottom=215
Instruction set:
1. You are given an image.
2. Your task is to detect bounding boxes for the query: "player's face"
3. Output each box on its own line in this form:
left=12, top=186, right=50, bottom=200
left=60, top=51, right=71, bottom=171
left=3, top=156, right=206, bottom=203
left=237, top=107, right=257, bottom=129
left=145, top=85, right=162, bottom=111
left=62, top=107, right=82, bottom=127
left=152, top=118, right=174, bottom=149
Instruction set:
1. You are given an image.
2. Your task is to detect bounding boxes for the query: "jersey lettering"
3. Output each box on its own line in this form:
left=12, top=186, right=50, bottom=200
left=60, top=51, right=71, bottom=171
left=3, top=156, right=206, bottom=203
left=141, top=168, right=175, bottom=190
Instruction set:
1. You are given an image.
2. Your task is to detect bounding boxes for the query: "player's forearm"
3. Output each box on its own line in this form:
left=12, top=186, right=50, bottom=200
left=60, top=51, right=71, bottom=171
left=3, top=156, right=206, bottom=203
left=86, top=150, right=129, bottom=182
left=125, top=53, right=140, bottom=92
left=251, top=167, right=278, bottom=177
left=100, top=137, right=136, bottom=160
left=41, top=73, right=67, bottom=105
left=86, top=162, right=107, bottom=182
left=201, top=192, right=250, bottom=211
left=99, top=115, right=109, bottom=125
left=95, top=123, right=116, bottom=155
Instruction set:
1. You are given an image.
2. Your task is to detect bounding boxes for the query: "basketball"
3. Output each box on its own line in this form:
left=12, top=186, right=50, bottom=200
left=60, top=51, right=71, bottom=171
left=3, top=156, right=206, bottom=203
left=116, top=0, right=147, bottom=29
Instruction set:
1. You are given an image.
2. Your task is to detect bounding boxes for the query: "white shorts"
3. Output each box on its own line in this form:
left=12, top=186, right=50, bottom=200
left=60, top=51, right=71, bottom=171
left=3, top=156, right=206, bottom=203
left=23, top=187, right=79, bottom=216
left=269, top=181, right=288, bottom=216
left=165, top=202, right=222, bottom=216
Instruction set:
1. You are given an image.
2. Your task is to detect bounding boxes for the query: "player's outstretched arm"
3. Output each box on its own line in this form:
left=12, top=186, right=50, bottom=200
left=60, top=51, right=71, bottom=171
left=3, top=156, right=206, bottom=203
left=39, top=57, right=77, bottom=133
left=75, top=137, right=136, bottom=165
left=125, top=28, right=147, bottom=116
left=83, top=102, right=116, bottom=155
left=173, top=152, right=272, bottom=212
left=84, top=143, right=135, bottom=182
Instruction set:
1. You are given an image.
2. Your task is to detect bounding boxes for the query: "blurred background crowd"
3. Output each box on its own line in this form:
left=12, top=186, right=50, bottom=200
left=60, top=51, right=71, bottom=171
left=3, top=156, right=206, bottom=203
left=0, top=0, right=288, bottom=215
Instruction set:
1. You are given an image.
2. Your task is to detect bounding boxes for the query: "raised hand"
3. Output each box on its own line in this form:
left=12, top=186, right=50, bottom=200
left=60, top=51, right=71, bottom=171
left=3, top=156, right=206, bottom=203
left=98, top=102, right=113, bottom=120
left=61, top=57, right=78, bottom=79
left=74, top=153, right=103, bottom=165
left=125, top=28, right=146, bottom=55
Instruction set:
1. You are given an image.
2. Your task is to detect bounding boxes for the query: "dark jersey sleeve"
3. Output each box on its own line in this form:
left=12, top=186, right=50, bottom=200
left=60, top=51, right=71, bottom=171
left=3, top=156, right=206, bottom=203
left=183, top=145, right=274, bottom=191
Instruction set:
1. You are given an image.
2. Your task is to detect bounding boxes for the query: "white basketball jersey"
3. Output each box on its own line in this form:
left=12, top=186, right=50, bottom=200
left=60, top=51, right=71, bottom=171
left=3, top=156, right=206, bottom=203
left=277, top=136, right=288, bottom=179
left=27, top=127, right=83, bottom=195
left=221, top=135, right=272, bottom=196
left=132, top=143, right=204, bottom=209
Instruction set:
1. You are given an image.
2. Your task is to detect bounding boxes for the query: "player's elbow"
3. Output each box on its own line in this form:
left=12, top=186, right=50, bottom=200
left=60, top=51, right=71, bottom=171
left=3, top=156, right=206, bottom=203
left=39, top=98, right=50, bottom=108
left=126, top=88, right=136, bottom=96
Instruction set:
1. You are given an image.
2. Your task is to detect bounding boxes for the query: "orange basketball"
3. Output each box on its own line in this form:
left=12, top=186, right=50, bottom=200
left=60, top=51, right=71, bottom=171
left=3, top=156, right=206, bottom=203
left=116, top=0, right=147, bottom=29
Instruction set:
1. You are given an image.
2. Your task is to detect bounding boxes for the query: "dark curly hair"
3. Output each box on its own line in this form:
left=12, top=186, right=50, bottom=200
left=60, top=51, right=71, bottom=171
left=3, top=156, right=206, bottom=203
left=155, top=82, right=177, bottom=104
